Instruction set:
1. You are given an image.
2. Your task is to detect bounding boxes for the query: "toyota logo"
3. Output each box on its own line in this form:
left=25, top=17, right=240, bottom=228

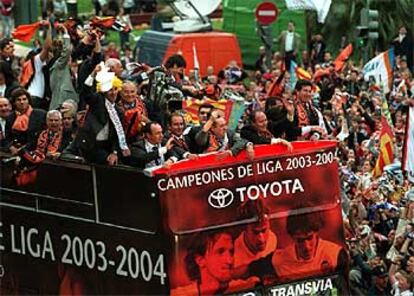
left=208, top=188, right=234, bottom=209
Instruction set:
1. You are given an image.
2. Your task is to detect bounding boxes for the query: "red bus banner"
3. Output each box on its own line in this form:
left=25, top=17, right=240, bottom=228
left=154, top=140, right=349, bottom=295
left=0, top=141, right=348, bottom=295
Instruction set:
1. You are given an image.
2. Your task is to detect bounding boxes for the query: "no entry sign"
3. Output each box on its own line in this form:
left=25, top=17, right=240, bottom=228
left=255, top=1, right=278, bottom=25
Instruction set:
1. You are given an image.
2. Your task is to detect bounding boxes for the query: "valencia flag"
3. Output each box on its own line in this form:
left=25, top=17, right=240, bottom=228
left=12, top=22, right=41, bottom=42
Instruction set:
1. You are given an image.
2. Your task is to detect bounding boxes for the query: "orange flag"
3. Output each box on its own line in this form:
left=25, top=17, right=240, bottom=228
left=90, top=16, right=116, bottom=28
left=334, top=44, right=353, bottom=72
left=12, top=22, right=41, bottom=42
left=267, top=71, right=285, bottom=97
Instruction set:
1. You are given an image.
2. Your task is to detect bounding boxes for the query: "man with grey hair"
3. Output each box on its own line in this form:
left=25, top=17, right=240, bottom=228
left=19, top=109, right=71, bottom=163
left=105, top=58, right=124, bottom=79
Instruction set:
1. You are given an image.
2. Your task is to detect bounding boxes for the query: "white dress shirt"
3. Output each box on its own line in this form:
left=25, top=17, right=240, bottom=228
left=285, top=31, right=295, bottom=52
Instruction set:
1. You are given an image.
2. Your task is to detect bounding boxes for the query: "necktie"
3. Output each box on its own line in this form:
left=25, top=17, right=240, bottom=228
left=152, top=146, right=161, bottom=165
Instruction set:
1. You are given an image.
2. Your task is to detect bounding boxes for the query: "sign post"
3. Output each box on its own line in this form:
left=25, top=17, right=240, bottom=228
left=255, top=2, right=279, bottom=70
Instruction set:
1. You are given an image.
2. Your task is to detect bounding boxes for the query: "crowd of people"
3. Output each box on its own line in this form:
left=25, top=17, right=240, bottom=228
left=0, top=4, right=413, bottom=294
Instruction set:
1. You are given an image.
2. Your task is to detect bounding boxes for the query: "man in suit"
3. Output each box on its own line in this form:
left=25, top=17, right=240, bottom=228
left=166, top=112, right=198, bottom=160
left=72, top=65, right=130, bottom=165
left=185, top=103, right=214, bottom=154
left=392, top=25, right=413, bottom=72
left=129, top=121, right=181, bottom=169
left=276, top=21, right=301, bottom=71
left=195, top=109, right=254, bottom=160
left=0, top=96, right=11, bottom=148
left=285, top=80, right=326, bottom=141
left=241, top=110, right=292, bottom=149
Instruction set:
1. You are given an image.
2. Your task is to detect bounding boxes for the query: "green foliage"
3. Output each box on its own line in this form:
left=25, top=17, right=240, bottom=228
left=307, top=0, right=414, bottom=55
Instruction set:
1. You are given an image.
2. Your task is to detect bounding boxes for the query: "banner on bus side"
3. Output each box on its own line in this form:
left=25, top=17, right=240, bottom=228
left=156, top=141, right=349, bottom=296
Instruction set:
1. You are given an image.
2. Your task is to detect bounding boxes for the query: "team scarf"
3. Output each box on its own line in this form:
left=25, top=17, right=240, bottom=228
left=120, top=98, right=147, bottom=140
left=105, top=99, right=128, bottom=151
left=296, top=101, right=319, bottom=127
left=172, top=134, right=189, bottom=150
left=206, top=132, right=229, bottom=153
left=12, top=105, right=33, bottom=132
left=22, top=128, right=63, bottom=164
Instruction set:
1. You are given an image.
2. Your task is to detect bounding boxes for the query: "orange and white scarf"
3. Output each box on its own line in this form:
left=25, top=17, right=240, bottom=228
left=12, top=106, right=33, bottom=132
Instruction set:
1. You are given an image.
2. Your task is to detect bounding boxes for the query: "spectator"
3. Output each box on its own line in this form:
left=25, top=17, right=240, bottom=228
left=0, top=60, right=18, bottom=98
left=52, top=0, right=68, bottom=19
left=194, top=110, right=254, bottom=160
left=0, top=37, right=18, bottom=76
left=392, top=26, right=413, bottom=73
left=0, top=0, right=14, bottom=38
left=285, top=79, right=327, bottom=141
left=276, top=21, right=301, bottom=71
left=0, top=96, right=11, bottom=147
left=48, top=24, right=79, bottom=111
left=310, top=34, right=326, bottom=66
left=118, top=80, right=147, bottom=143
left=241, top=109, right=293, bottom=148
left=165, top=112, right=197, bottom=160
left=5, top=88, right=46, bottom=155
left=129, top=121, right=181, bottom=169
left=19, top=110, right=71, bottom=164
left=25, top=21, right=52, bottom=109
left=105, top=57, right=123, bottom=78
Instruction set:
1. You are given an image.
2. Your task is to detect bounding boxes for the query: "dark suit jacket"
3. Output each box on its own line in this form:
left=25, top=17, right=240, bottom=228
left=164, top=131, right=191, bottom=158
left=129, top=139, right=182, bottom=169
left=5, top=108, right=46, bottom=151
left=195, top=129, right=248, bottom=156
left=73, top=89, right=124, bottom=159
left=241, top=125, right=272, bottom=145
left=185, top=125, right=204, bottom=154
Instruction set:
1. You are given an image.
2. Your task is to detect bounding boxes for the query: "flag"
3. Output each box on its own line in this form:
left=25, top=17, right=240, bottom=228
left=313, top=68, right=331, bottom=82
left=183, top=98, right=232, bottom=125
left=90, top=16, right=116, bottom=29
left=363, top=48, right=395, bottom=93
left=228, top=98, right=246, bottom=132
left=403, top=104, right=414, bottom=183
left=285, top=0, right=332, bottom=23
left=267, top=71, right=285, bottom=97
left=290, top=60, right=312, bottom=89
left=334, top=44, right=353, bottom=72
left=373, top=94, right=395, bottom=178
left=12, top=22, right=41, bottom=42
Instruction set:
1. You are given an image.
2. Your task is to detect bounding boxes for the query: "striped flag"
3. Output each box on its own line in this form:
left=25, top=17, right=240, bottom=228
left=373, top=94, right=395, bottom=178
left=183, top=98, right=233, bottom=125
left=290, top=60, right=312, bottom=89
left=403, top=104, right=414, bottom=183
left=363, top=48, right=395, bottom=93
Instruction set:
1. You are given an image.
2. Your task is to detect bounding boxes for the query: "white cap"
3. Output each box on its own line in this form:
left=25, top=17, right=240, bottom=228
left=95, top=62, right=115, bottom=92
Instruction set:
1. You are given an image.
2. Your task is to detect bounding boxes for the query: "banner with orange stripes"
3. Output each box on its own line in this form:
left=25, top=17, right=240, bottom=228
left=373, top=95, right=395, bottom=177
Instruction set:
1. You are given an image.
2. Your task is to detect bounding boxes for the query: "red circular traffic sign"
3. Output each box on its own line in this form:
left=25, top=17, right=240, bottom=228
left=255, top=2, right=278, bottom=25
